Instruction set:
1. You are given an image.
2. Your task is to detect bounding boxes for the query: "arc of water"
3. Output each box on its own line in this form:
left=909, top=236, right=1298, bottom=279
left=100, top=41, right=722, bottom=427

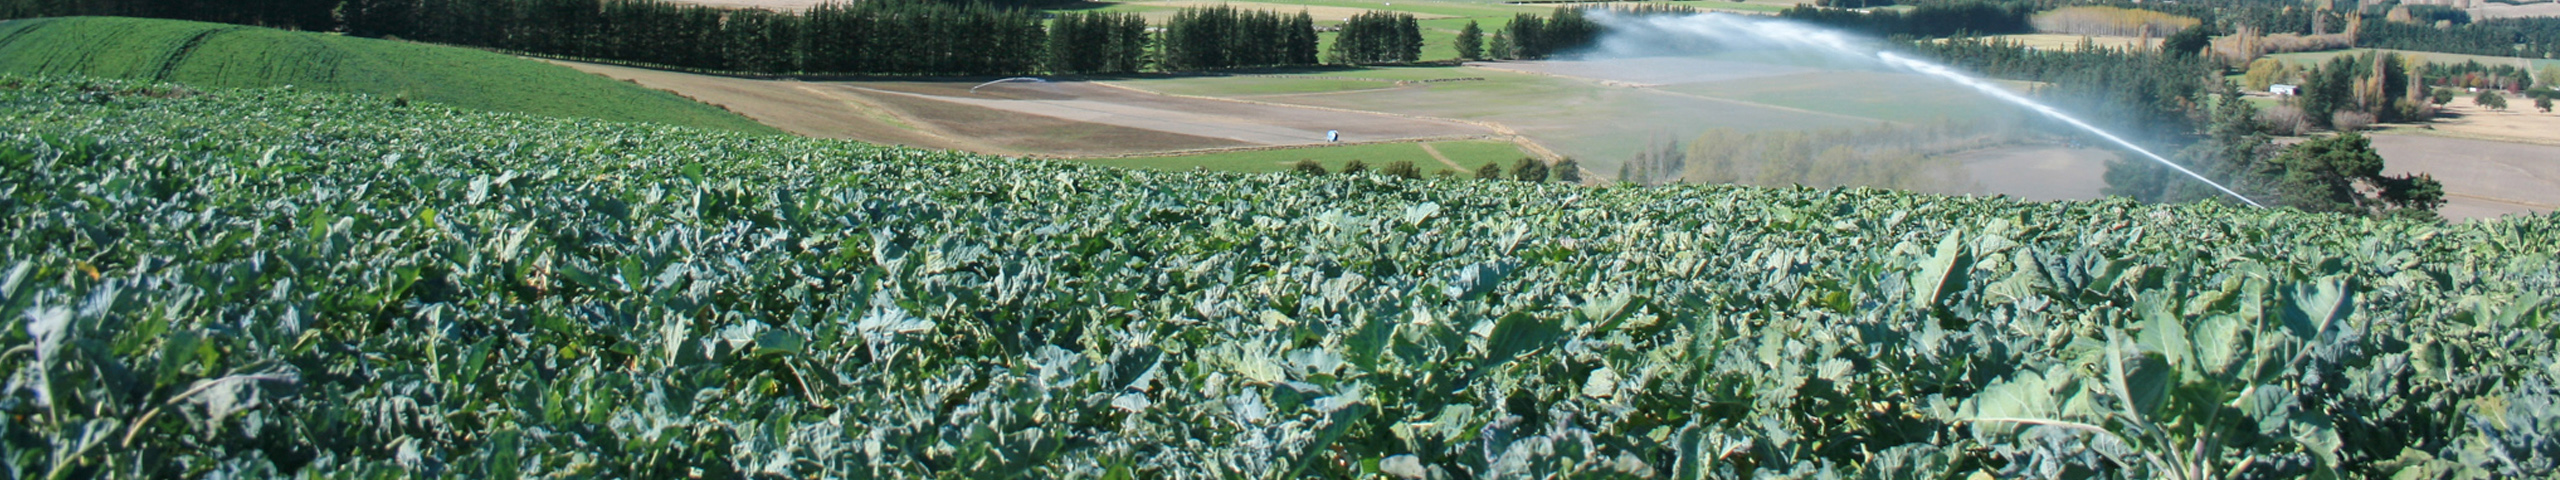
left=1876, top=52, right=2264, bottom=207
left=971, top=77, right=1047, bottom=94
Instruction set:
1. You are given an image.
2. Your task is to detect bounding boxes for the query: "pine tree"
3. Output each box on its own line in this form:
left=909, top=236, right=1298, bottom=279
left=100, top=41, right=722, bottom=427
left=1397, top=15, right=1422, bottom=63
left=1475, top=162, right=1504, bottom=180
left=1553, top=158, right=1581, bottom=183
left=1456, top=20, right=1483, bottom=60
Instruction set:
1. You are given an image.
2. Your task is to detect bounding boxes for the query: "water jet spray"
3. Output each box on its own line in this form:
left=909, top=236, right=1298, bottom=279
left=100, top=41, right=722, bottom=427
left=1589, top=12, right=2262, bottom=207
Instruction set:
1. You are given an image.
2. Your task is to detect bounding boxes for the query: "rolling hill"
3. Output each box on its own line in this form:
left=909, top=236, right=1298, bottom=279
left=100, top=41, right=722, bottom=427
left=0, top=16, right=780, bottom=134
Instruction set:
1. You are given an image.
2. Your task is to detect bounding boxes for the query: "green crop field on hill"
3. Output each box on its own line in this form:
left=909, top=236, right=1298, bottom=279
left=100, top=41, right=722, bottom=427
left=0, top=16, right=780, bottom=134
left=5, top=75, right=2560, bottom=478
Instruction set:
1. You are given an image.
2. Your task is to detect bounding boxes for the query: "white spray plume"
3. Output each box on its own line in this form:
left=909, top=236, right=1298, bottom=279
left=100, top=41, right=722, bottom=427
left=1581, top=11, right=2263, bottom=207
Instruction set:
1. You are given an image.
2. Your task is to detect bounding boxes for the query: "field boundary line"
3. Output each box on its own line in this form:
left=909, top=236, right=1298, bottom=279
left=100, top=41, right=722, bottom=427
left=1089, top=80, right=1566, bottom=162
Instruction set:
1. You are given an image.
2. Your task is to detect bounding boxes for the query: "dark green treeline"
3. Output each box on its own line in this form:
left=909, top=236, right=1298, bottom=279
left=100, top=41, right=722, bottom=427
left=1327, top=11, right=1420, bottom=65
left=1156, top=6, right=1317, bottom=71
left=0, top=0, right=1339, bottom=76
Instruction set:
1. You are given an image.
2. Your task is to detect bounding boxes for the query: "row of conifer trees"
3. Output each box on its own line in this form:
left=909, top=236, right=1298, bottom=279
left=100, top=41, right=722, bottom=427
left=5, top=0, right=1343, bottom=75
left=4, top=0, right=1627, bottom=74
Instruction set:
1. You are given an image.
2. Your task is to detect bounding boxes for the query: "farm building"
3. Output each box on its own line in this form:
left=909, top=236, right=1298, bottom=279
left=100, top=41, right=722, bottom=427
left=2270, top=84, right=2299, bottom=96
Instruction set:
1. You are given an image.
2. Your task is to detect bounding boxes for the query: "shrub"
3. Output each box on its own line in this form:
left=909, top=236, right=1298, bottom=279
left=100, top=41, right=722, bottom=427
left=1292, top=159, right=1328, bottom=174
left=1381, top=160, right=1422, bottom=179
left=1510, top=157, right=1549, bottom=182
left=2330, top=110, right=2377, bottom=132
left=2260, top=105, right=2311, bottom=135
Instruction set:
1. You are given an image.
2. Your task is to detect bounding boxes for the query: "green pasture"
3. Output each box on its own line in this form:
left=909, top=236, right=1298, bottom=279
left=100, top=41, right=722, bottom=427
left=0, top=16, right=779, bottom=134
left=1081, top=139, right=1529, bottom=173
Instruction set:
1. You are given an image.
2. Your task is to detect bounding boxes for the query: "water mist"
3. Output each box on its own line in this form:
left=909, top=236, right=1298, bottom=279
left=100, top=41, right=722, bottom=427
left=1587, top=12, right=2262, bottom=207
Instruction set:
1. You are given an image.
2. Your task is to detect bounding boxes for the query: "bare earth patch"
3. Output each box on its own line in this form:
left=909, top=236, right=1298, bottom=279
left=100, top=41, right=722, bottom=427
left=552, top=60, right=1492, bottom=157
left=553, top=60, right=982, bottom=151
left=2408, top=95, right=2560, bottom=146
left=2470, top=1, right=2560, bottom=19
left=2369, top=134, right=2560, bottom=222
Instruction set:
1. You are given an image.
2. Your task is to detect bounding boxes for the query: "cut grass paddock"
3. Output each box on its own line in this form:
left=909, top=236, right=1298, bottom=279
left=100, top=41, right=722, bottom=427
left=0, top=16, right=778, bottom=134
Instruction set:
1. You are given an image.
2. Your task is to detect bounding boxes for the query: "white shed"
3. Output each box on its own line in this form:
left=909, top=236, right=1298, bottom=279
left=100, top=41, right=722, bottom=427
left=2270, top=84, right=2300, bottom=96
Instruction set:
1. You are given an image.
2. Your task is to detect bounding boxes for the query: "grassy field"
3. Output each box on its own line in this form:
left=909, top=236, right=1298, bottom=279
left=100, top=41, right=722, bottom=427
left=1082, top=139, right=1529, bottom=173
left=0, top=16, right=779, bottom=134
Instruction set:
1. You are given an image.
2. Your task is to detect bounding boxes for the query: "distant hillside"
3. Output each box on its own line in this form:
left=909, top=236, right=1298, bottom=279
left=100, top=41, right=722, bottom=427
left=0, top=16, right=781, bottom=134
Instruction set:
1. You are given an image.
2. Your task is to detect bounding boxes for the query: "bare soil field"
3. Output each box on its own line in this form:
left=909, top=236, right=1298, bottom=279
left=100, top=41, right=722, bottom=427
left=1945, top=145, right=2114, bottom=201
left=858, top=81, right=1492, bottom=147
left=2369, top=134, right=2560, bottom=221
left=555, top=60, right=1490, bottom=157
left=553, top=60, right=979, bottom=151
left=2404, top=95, right=2560, bottom=146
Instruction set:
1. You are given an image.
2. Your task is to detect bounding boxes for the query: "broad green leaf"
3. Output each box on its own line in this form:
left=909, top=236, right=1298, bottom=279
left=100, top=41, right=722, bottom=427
left=1910, top=232, right=1969, bottom=309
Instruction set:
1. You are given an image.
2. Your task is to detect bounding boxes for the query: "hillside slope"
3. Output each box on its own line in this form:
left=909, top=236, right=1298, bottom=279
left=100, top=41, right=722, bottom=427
left=0, top=16, right=780, bottom=134
left=2, top=76, right=2557, bottom=478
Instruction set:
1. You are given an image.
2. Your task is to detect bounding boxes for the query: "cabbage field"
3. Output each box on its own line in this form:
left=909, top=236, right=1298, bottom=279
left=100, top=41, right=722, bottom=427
left=3, top=75, right=2557, bottom=478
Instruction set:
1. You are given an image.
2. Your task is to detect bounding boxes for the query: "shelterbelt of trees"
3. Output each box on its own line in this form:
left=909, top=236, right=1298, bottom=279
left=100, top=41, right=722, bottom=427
left=0, top=0, right=1518, bottom=76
